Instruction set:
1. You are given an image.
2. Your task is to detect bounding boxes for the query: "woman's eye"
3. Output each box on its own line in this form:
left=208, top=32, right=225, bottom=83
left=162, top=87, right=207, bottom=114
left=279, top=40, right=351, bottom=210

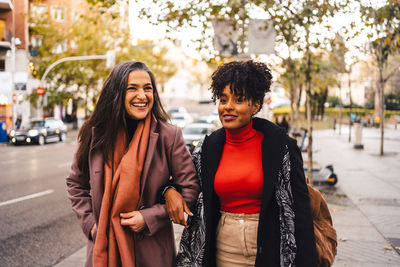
left=144, top=87, right=152, bottom=91
left=220, top=99, right=227, bottom=103
left=127, top=87, right=136, bottom=91
left=236, top=98, right=244, bottom=103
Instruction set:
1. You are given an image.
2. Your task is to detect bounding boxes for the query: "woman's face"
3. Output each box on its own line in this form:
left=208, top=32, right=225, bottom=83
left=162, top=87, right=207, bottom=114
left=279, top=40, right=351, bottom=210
left=218, top=85, right=260, bottom=130
left=124, top=70, right=154, bottom=120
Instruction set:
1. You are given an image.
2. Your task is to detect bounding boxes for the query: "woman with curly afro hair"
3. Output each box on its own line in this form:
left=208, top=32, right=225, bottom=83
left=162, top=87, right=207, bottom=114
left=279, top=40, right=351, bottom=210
left=162, top=60, right=317, bottom=267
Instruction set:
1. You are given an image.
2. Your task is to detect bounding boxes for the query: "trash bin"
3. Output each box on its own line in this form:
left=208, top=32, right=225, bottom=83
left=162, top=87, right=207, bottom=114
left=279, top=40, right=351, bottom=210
left=0, top=121, right=8, bottom=143
left=353, top=122, right=364, bottom=149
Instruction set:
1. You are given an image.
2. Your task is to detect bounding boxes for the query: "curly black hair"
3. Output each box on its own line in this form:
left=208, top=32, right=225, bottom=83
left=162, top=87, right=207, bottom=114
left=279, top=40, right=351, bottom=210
left=210, top=60, right=273, bottom=112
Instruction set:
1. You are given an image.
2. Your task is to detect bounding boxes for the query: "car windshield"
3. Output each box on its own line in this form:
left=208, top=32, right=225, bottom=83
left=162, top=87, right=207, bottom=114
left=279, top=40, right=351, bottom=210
left=22, top=121, right=44, bottom=129
left=183, top=127, right=210, bottom=135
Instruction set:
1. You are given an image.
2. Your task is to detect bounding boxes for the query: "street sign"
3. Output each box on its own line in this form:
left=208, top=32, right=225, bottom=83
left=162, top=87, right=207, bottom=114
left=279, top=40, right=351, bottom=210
left=36, top=87, right=45, bottom=96
left=212, top=19, right=239, bottom=57
left=12, top=93, right=17, bottom=104
left=248, top=20, right=276, bottom=55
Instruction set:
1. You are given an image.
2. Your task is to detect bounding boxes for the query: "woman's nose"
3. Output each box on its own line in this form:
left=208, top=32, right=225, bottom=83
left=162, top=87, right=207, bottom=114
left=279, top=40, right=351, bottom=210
left=225, top=99, right=234, bottom=110
left=136, top=89, right=146, bottom=99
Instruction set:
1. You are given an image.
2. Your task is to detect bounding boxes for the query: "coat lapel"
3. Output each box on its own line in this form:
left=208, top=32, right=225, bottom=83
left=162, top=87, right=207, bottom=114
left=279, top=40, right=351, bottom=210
left=202, top=129, right=225, bottom=193
left=139, top=114, right=159, bottom=199
left=201, top=128, right=225, bottom=224
left=89, top=127, right=105, bottom=223
left=252, top=118, right=286, bottom=213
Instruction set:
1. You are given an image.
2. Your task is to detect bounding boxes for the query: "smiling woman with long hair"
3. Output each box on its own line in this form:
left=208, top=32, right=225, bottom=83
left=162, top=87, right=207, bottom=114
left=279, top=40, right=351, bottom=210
left=162, top=60, right=317, bottom=267
left=66, top=61, right=199, bottom=267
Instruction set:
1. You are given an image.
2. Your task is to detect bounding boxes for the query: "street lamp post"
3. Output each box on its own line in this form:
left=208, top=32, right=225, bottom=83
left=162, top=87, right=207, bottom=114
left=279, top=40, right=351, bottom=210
left=37, top=52, right=116, bottom=117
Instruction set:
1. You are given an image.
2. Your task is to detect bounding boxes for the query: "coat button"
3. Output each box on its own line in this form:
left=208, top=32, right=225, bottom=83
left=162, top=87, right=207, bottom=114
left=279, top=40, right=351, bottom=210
left=258, top=246, right=262, bottom=254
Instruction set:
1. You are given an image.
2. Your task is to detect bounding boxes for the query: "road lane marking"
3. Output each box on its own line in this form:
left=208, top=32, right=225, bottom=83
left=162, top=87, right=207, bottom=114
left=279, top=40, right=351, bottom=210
left=0, top=189, right=54, bottom=207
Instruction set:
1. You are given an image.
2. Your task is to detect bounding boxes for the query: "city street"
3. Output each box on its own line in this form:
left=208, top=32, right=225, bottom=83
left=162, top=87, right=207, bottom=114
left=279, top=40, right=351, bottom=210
left=1, top=118, right=400, bottom=267
left=0, top=132, right=86, bottom=266
left=312, top=126, right=400, bottom=266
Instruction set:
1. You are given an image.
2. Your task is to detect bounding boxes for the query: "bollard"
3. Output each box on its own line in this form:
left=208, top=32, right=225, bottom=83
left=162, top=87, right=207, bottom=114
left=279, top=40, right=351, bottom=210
left=353, top=122, right=364, bottom=149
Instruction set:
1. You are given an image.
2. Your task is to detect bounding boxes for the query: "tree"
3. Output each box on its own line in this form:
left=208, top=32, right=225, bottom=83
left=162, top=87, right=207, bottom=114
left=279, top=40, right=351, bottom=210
left=137, top=0, right=348, bottom=181
left=279, top=57, right=305, bottom=128
left=270, top=0, right=345, bottom=181
left=329, top=34, right=347, bottom=134
left=361, top=0, right=400, bottom=155
left=29, top=3, right=177, bottom=120
left=311, top=52, right=337, bottom=120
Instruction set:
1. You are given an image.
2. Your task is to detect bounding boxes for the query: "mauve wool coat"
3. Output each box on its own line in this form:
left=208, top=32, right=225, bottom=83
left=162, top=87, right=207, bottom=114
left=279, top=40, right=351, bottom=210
left=66, top=114, right=200, bottom=267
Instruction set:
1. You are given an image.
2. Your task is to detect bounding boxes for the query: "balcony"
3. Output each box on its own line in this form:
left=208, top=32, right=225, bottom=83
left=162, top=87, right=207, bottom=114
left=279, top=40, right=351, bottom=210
left=0, top=0, right=13, bottom=10
left=0, top=40, right=11, bottom=49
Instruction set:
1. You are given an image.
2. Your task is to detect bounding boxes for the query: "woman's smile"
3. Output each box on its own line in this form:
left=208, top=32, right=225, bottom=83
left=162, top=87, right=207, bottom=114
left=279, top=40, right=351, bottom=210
left=222, top=114, right=238, bottom=122
left=124, top=70, right=154, bottom=120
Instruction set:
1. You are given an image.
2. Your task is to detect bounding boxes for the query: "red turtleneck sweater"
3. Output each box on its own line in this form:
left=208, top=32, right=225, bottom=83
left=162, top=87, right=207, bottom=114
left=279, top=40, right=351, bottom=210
left=214, top=120, right=264, bottom=214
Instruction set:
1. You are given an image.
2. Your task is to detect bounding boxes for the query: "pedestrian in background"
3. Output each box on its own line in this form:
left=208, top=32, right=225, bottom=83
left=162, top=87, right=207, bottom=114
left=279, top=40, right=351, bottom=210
left=66, top=61, right=199, bottom=267
left=163, top=60, right=317, bottom=266
left=278, top=115, right=290, bottom=133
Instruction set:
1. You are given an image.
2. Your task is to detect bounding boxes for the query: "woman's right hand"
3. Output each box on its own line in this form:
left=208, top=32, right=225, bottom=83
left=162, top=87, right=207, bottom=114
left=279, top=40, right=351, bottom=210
left=164, top=188, right=193, bottom=227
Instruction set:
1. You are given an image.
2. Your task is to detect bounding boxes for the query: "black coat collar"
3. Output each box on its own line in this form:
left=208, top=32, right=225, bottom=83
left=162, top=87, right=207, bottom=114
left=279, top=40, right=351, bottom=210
left=202, top=117, right=287, bottom=202
left=203, top=117, right=287, bottom=173
left=204, top=118, right=287, bottom=202
left=201, top=117, right=288, bottom=267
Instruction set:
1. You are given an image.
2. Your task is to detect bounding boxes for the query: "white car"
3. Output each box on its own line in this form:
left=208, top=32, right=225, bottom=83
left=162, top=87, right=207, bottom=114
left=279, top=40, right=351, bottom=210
left=167, top=107, right=189, bottom=116
left=170, top=112, right=193, bottom=128
left=182, top=123, right=216, bottom=153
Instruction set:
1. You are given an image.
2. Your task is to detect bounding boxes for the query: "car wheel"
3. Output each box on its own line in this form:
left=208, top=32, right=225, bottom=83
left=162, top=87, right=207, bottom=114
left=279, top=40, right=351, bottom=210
left=59, top=133, right=66, bottom=142
left=37, top=135, right=45, bottom=146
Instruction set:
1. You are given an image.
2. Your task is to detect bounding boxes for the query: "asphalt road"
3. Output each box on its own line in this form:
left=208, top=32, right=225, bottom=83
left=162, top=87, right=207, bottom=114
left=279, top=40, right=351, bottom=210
left=0, top=103, right=216, bottom=267
left=0, top=132, right=86, bottom=267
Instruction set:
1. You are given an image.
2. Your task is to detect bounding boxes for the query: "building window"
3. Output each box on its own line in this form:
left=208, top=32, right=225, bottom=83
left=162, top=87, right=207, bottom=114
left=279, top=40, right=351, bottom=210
left=0, top=20, right=5, bottom=41
left=52, top=41, right=67, bottom=54
left=31, top=4, right=48, bottom=18
left=51, top=6, right=66, bottom=22
left=31, top=36, right=43, bottom=47
left=71, top=11, right=80, bottom=22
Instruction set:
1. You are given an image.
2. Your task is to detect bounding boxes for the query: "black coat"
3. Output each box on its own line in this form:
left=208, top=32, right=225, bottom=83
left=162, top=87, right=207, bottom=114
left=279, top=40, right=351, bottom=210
left=200, top=117, right=317, bottom=267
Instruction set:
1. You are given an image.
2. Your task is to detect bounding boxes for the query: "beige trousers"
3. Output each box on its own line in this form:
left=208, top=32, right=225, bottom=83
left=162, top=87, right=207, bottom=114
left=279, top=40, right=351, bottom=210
left=216, top=211, right=259, bottom=267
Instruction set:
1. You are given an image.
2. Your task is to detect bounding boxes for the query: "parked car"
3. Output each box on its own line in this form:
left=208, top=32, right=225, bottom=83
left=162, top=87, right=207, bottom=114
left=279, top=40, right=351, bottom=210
left=170, top=112, right=193, bottom=129
left=9, top=118, right=67, bottom=146
left=196, top=115, right=221, bottom=128
left=182, top=123, right=216, bottom=153
left=167, top=107, right=189, bottom=117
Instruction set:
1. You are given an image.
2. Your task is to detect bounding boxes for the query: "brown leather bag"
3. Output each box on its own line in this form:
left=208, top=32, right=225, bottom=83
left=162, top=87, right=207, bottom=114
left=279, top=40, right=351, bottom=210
left=307, top=184, right=338, bottom=267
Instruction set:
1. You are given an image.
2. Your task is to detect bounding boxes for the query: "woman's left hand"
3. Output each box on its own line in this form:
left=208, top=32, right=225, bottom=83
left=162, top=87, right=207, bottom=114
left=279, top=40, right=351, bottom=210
left=120, top=211, right=147, bottom=232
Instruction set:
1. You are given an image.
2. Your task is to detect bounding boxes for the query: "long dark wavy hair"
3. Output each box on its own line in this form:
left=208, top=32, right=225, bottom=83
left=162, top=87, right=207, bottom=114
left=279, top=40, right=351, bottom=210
left=76, top=61, right=169, bottom=179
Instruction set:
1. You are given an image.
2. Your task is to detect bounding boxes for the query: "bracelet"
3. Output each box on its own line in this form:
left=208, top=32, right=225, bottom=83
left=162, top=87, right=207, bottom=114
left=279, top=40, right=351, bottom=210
left=162, top=185, right=177, bottom=197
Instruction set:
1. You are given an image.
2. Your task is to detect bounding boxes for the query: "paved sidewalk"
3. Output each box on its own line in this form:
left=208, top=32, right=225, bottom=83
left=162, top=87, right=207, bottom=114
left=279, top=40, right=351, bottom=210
left=55, top=126, right=400, bottom=266
left=312, top=126, right=400, bottom=267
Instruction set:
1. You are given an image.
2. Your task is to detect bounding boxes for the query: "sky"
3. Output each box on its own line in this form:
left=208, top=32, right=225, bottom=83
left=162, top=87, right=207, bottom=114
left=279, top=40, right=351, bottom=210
left=128, top=0, right=389, bottom=64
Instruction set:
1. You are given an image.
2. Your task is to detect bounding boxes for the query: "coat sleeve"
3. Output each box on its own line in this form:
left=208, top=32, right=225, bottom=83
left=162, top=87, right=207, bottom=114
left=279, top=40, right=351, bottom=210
left=66, top=150, right=96, bottom=240
left=287, top=138, right=318, bottom=267
left=140, top=127, right=200, bottom=236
